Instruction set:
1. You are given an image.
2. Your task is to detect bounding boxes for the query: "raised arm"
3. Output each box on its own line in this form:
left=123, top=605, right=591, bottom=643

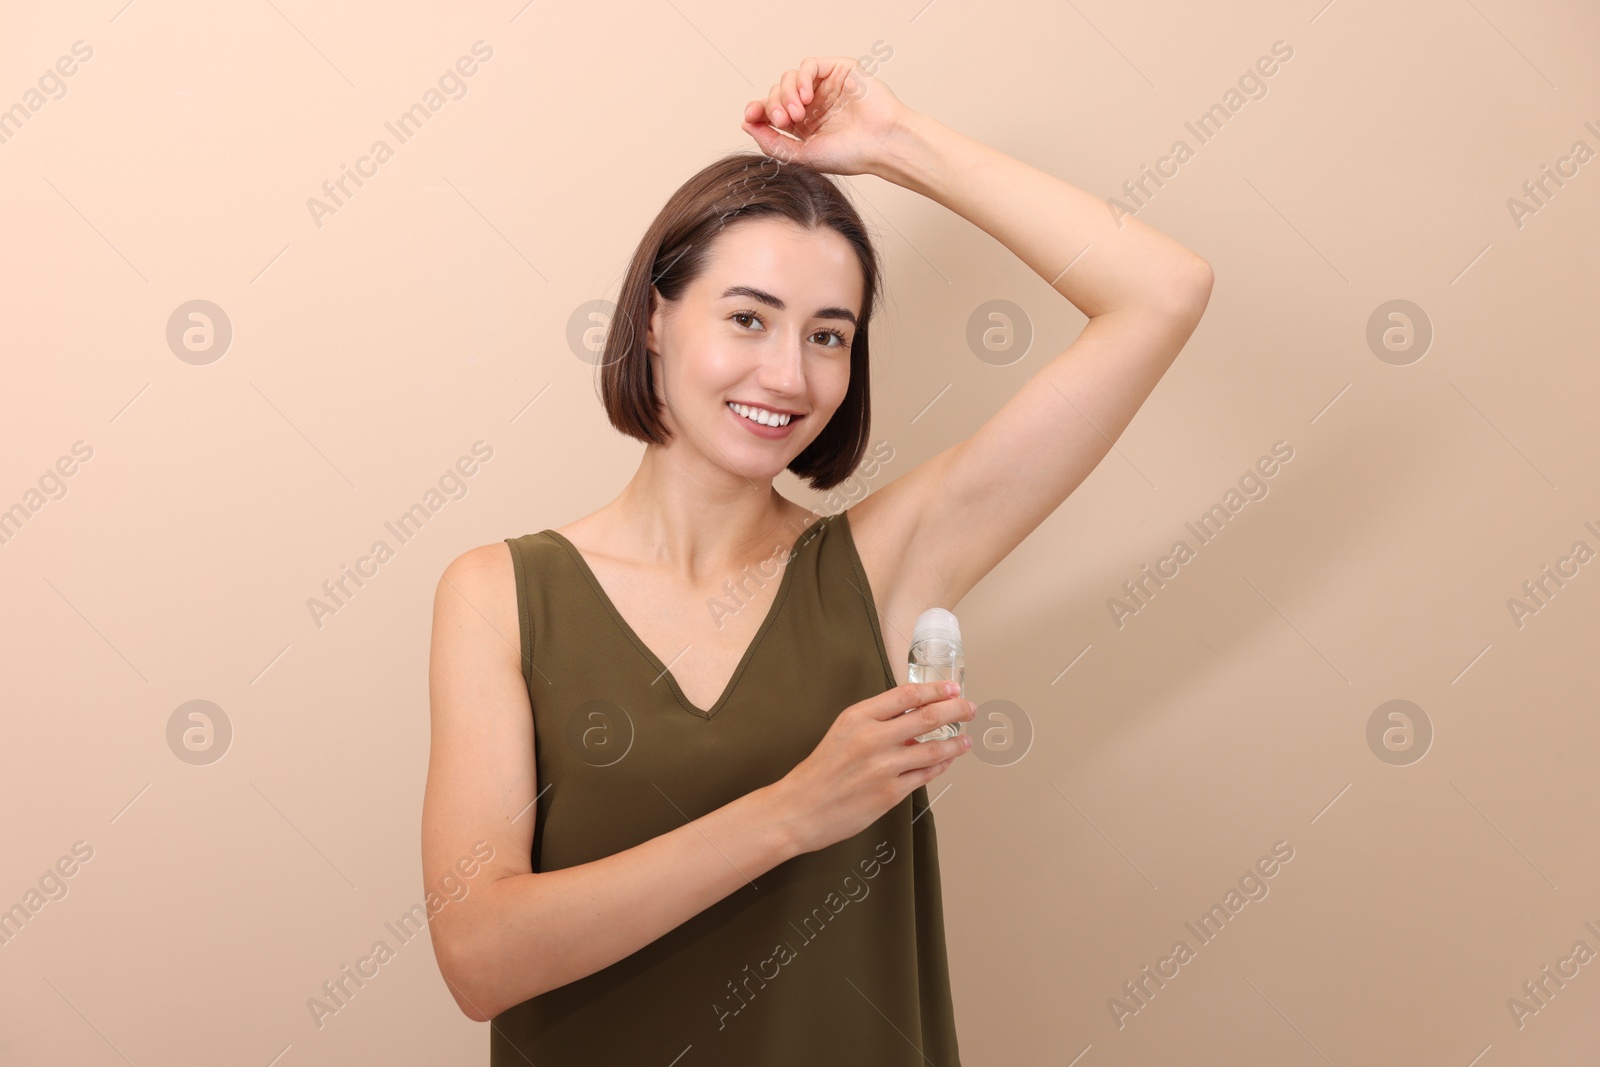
left=865, top=107, right=1212, bottom=609
left=745, top=59, right=1214, bottom=611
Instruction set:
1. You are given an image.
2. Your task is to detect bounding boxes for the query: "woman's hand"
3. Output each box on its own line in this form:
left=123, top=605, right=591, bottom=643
left=771, top=680, right=975, bottom=856
left=740, top=56, right=911, bottom=177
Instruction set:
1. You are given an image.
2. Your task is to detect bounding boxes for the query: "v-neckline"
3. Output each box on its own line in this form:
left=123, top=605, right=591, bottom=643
left=542, top=512, right=831, bottom=720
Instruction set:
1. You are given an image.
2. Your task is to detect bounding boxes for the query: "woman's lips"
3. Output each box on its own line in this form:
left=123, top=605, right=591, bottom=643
left=727, top=401, right=802, bottom=438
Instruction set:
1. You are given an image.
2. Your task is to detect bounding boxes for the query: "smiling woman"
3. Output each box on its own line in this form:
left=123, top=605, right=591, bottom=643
left=423, top=52, right=1210, bottom=1067
left=597, top=152, right=879, bottom=491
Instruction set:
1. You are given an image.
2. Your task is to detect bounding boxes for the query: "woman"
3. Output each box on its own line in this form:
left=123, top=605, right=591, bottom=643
left=423, top=56, right=1210, bottom=1064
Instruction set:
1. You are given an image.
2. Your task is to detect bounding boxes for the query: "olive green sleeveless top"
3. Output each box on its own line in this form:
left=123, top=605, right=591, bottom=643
left=494, top=508, right=961, bottom=1065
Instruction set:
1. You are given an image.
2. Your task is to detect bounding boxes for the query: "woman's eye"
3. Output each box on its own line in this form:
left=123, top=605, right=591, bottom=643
left=733, top=312, right=845, bottom=347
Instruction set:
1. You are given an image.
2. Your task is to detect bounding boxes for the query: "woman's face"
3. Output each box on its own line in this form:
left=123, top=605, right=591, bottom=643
left=645, top=217, right=863, bottom=483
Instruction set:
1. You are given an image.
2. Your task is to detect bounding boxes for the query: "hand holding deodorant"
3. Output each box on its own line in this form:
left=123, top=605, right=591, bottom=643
left=906, top=608, right=965, bottom=743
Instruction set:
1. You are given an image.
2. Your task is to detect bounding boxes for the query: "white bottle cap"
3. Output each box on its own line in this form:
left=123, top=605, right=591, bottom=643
left=913, top=607, right=961, bottom=644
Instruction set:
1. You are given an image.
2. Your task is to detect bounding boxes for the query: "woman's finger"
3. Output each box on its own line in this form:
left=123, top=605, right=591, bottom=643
left=780, top=69, right=802, bottom=122
left=813, top=56, right=848, bottom=91
left=768, top=82, right=789, bottom=127
left=740, top=119, right=781, bottom=156
left=797, top=57, right=818, bottom=105
left=868, top=681, right=962, bottom=723
left=815, top=61, right=851, bottom=117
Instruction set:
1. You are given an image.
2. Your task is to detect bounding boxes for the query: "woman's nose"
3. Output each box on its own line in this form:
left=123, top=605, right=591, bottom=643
left=759, top=336, right=807, bottom=390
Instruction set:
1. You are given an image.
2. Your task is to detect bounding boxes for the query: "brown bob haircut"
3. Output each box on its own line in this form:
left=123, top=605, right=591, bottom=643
left=600, top=152, right=883, bottom=493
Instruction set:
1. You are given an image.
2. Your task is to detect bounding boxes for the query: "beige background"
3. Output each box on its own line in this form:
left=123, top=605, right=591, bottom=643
left=2, top=0, right=1598, bottom=1063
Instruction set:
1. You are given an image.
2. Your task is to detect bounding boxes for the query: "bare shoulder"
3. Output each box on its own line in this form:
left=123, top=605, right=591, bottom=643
left=444, top=539, right=516, bottom=579
left=433, top=540, right=521, bottom=670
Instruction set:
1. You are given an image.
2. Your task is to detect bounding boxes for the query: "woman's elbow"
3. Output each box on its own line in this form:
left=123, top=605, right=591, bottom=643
left=1163, top=257, right=1213, bottom=322
left=433, top=926, right=497, bottom=1022
left=454, top=990, right=492, bottom=1024
left=1179, top=256, right=1213, bottom=307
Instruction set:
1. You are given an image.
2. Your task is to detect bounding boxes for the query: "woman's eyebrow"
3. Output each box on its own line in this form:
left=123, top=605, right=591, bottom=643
left=719, top=284, right=857, bottom=326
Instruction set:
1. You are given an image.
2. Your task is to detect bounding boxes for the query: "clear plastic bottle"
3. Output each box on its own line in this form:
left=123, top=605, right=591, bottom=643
left=906, top=608, right=965, bottom=743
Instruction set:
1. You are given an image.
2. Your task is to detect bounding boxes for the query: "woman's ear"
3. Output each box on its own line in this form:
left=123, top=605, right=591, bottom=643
left=644, top=284, right=665, bottom=356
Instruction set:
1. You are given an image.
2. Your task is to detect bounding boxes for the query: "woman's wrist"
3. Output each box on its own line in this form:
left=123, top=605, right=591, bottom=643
left=750, top=779, right=812, bottom=864
left=869, top=108, right=949, bottom=198
left=870, top=108, right=929, bottom=189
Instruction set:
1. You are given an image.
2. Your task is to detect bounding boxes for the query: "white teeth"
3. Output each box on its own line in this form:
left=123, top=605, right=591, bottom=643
left=728, top=402, right=792, bottom=427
